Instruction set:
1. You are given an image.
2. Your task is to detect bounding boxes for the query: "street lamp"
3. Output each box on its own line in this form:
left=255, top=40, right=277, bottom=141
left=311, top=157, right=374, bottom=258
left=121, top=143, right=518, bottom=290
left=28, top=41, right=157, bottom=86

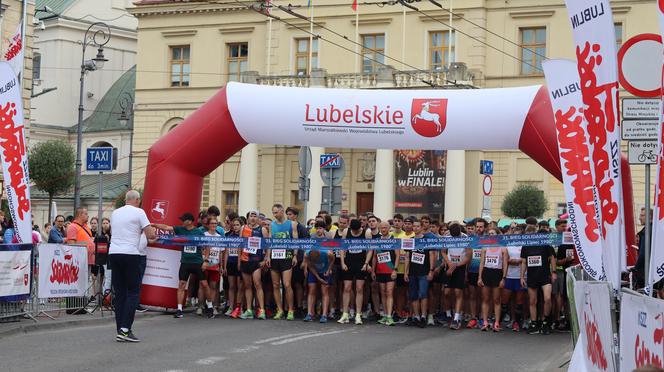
left=118, top=92, right=134, bottom=189
left=73, top=22, right=111, bottom=212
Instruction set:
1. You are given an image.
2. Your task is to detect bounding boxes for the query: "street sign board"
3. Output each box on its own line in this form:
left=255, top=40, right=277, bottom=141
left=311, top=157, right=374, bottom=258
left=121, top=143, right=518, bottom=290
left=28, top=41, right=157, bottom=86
left=628, top=140, right=659, bottom=165
left=621, top=98, right=660, bottom=119
left=482, top=175, right=493, bottom=196
left=482, top=195, right=491, bottom=210
left=298, top=146, right=312, bottom=176
left=480, top=160, right=493, bottom=175
left=320, top=153, right=342, bottom=169
left=86, top=147, right=113, bottom=172
left=321, top=155, right=346, bottom=186
left=621, top=119, right=660, bottom=140
left=297, top=176, right=310, bottom=201
left=321, top=186, right=342, bottom=215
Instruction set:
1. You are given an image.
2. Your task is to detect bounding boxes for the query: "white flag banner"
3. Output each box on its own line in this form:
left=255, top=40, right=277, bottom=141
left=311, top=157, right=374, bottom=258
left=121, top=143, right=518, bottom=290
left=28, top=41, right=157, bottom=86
left=0, top=62, right=32, bottom=243
left=3, top=21, right=23, bottom=78
left=38, top=244, right=88, bottom=298
left=0, top=245, right=31, bottom=297
left=564, top=0, right=625, bottom=290
left=572, top=281, right=616, bottom=372
left=649, top=0, right=664, bottom=289
left=620, top=290, right=664, bottom=370
left=543, top=59, right=605, bottom=280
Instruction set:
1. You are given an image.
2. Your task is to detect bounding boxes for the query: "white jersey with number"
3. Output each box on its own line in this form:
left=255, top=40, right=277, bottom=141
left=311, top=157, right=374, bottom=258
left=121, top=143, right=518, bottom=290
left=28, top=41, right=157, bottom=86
left=484, top=247, right=503, bottom=270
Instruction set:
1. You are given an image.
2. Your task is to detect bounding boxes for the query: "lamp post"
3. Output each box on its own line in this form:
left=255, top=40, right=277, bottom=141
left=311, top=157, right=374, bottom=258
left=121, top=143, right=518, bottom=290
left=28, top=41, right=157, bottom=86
left=74, top=22, right=111, bottom=212
left=118, top=92, right=134, bottom=189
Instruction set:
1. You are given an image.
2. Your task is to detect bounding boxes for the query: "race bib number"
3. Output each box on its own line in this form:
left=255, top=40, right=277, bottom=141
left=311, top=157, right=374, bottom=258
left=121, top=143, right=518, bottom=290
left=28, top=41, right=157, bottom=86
left=183, top=246, right=197, bottom=254
left=473, top=250, right=482, bottom=260
left=399, top=253, right=406, bottom=263
left=566, top=249, right=575, bottom=259
left=335, top=250, right=341, bottom=258
left=377, top=252, right=391, bottom=264
left=244, top=246, right=258, bottom=255
left=485, top=255, right=499, bottom=267
left=209, top=249, right=220, bottom=260
left=450, top=254, right=461, bottom=264
left=229, top=248, right=239, bottom=257
left=411, top=252, right=425, bottom=265
left=271, top=249, right=286, bottom=259
left=527, top=256, right=542, bottom=267
left=348, top=249, right=362, bottom=254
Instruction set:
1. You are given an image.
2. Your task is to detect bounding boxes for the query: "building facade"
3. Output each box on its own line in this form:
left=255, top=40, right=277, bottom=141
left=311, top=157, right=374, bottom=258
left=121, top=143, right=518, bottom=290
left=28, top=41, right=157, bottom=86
left=129, top=0, right=656, bottom=225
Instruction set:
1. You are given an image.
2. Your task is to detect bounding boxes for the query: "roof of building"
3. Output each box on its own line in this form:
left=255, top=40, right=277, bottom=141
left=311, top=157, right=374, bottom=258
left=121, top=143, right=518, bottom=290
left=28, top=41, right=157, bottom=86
left=36, top=0, right=76, bottom=15
left=69, top=65, right=136, bottom=133
left=30, top=172, right=129, bottom=201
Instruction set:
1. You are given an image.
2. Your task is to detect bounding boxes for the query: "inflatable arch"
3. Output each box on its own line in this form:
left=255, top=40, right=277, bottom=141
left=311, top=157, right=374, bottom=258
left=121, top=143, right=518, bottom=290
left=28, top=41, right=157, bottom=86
left=140, top=82, right=635, bottom=308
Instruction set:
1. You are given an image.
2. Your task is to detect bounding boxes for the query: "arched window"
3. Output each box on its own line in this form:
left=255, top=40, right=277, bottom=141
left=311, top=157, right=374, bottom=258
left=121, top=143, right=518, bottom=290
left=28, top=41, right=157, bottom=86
left=91, top=141, right=118, bottom=170
left=162, top=117, right=183, bottom=136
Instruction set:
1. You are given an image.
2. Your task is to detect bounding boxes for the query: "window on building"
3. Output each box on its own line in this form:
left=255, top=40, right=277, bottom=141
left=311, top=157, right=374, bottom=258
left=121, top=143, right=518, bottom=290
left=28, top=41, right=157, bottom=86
left=429, top=31, right=454, bottom=71
left=227, top=43, right=248, bottom=82
left=361, top=34, right=385, bottom=74
left=519, top=27, right=546, bottom=75
left=32, top=53, right=41, bottom=81
left=170, top=45, right=190, bottom=87
left=615, top=23, right=623, bottom=49
left=295, top=38, right=318, bottom=76
left=222, top=190, right=239, bottom=216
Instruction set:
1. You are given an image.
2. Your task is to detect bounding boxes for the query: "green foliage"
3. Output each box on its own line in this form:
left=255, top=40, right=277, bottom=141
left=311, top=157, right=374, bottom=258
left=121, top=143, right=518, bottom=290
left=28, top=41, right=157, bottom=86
left=501, top=183, right=548, bottom=219
left=28, top=140, right=75, bottom=199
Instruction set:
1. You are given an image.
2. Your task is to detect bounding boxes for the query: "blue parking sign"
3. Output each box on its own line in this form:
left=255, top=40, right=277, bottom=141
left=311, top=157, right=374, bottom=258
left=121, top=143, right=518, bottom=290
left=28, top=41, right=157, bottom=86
left=320, top=153, right=341, bottom=169
left=480, top=160, right=493, bottom=175
left=86, top=147, right=114, bottom=172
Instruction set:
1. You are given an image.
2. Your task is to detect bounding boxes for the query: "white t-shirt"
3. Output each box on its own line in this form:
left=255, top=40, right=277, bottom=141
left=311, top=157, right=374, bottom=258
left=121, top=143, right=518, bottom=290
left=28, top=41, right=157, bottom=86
left=506, top=246, right=522, bottom=279
left=109, top=205, right=151, bottom=255
left=138, top=233, right=148, bottom=256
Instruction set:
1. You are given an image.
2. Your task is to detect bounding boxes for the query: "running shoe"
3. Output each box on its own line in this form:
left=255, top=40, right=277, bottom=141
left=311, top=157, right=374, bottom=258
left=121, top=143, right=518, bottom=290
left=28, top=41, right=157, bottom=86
left=266, top=308, right=274, bottom=318
left=541, top=321, right=551, bottom=335
left=493, top=322, right=501, bottom=333
left=466, top=318, right=478, bottom=329
left=287, top=311, right=295, bottom=321
left=512, top=321, right=520, bottom=332
left=480, top=323, right=490, bottom=332
left=527, top=321, right=540, bottom=335
left=427, top=314, right=435, bottom=326
left=230, top=307, right=241, bottom=319
left=320, top=315, right=328, bottom=323
left=213, top=308, right=219, bottom=317
left=196, top=307, right=203, bottom=316
left=479, top=319, right=484, bottom=328
left=116, top=331, right=127, bottom=342
left=224, top=308, right=233, bottom=317
left=450, top=319, right=461, bottom=330
left=407, top=317, right=419, bottom=327
left=273, top=310, right=284, bottom=320
left=206, top=307, right=215, bottom=319
left=136, top=305, right=148, bottom=313
left=337, top=312, right=350, bottom=324
left=303, top=313, right=313, bottom=322
left=240, top=310, right=254, bottom=319
left=385, top=316, right=395, bottom=326
left=395, top=315, right=409, bottom=324
left=418, top=318, right=426, bottom=328
left=117, top=330, right=140, bottom=343
left=355, top=314, right=363, bottom=325
left=174, top=310, right=183, bottom=319
left=257, top=309, right=266, bottom=320
left=378, top=316, right=387, bottom=325
left=502, top=313, right=511, bottom=323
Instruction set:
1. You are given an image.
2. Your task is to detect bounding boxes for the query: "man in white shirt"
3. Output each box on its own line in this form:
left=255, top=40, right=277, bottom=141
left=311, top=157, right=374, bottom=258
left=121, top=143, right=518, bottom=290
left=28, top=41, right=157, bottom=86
left=109, top=190, right=155, bottom=343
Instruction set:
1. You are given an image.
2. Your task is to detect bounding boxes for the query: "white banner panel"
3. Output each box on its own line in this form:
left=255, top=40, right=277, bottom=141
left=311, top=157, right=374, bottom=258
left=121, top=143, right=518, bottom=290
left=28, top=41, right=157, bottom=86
left=142, top=246, right=181, bottom=289
left=543, top=59, right=605, bottom=280
left=620, top=290, right=664, bottom=370
left=0, top=62, right=31, bottom=244
left=572, top=281, right=616, bottom=372
left=565, top=0, right=625, bottom=290
left=226, top=82, right=540, bottom=150
left=2, top=22, right=23, bottom=78
left=38, top=244, right=88, bottom=298
left=0, top=247, right=30, bottom=297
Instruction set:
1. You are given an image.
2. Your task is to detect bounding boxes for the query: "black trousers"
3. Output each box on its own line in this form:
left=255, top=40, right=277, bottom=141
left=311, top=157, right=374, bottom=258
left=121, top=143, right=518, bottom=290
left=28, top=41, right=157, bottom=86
left=110, top=254, right=141, bottom=332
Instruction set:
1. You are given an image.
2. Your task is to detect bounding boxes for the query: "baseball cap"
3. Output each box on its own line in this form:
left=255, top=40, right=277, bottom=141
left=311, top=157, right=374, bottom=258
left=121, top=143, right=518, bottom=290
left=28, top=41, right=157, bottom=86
left=179, top=212, right=195, bottom=222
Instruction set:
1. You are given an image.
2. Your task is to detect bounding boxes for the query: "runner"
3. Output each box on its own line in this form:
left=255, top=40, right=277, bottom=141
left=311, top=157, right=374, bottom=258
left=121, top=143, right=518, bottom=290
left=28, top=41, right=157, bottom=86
left=153, top=213, right=215, bottom=319
left=287, top=207, right=309, bottom=318
left=224, top=217, right=244, bottom=318
left=553, top=219, right=575, bottom=331
left=520, top=226, right=557, bottom=335
left=266, top=204, right=299, bottom=321
left=372, top=221, right=397, bottom=326
left=366, top=215, right=382, bottom=320
left=404, top=219, right=435, bottom=328
left=502, top=226, right=525, bottom=332
left=239, top=210, right=268, bottom=320
left=304, top=220, right=335, bottom=323
left=338, top=219, right=373, bottom=325
left=331, top=214, right=350, bottom=318
left=465, top=218, right=483, bottom=329
left=201, top=215, right=225, bottom=317
left=392, top=214, right=412, bottom=323
left=477, top=227, right=508, bottom=332
left=443, top=223, right=471, bottom=330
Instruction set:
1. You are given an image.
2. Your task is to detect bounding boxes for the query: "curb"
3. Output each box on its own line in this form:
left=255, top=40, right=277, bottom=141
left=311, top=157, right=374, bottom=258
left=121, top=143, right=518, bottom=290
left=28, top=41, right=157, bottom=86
left=0, top=311, right=163, bottom=339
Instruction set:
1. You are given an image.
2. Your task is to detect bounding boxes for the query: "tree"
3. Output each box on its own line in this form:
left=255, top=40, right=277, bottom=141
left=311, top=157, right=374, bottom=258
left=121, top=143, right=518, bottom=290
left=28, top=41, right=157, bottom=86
left=501, top=183, right=548, bottom=219
left=29, top=140, right=75, bottom=222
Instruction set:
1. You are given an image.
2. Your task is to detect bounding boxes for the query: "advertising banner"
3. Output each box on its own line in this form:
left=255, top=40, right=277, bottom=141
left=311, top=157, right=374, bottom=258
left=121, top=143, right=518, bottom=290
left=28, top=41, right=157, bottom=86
left=543, top=59, right=605, bottom=281
left=620, top=290, right=664, bottom=370
left=0, top=244, right=31, bottom=298
left=142, top=246, right=181, bottom=289
left=394, top=150, right=446, bottom=214
left=0, top=62, right=31, bottom=244
left=649, top=0, right=664, bottom=289
left=37, top=244, right=88, bottom=298
left=564, top=0, right=625, bottom=290
left=569, top=281, right=616, bottom=372
left=3, top=22, right=23, bottom=78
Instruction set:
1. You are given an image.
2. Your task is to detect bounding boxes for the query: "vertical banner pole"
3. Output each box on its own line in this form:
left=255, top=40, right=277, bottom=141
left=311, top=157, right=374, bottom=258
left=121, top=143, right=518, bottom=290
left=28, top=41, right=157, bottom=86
left=646, top=163, right=651, bottom=294
left=98, top=172, right=103, bottom=238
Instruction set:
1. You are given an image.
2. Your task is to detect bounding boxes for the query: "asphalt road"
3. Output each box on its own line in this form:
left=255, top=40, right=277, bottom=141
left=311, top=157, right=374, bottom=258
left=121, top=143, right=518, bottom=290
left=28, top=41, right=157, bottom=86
left=0, top=314, right=571, bottom=372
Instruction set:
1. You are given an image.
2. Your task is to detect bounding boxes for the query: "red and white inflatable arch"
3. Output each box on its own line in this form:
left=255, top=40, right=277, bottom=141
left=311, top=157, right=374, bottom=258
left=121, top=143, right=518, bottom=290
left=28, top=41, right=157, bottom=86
left=140, top=83, right=635, bottom=309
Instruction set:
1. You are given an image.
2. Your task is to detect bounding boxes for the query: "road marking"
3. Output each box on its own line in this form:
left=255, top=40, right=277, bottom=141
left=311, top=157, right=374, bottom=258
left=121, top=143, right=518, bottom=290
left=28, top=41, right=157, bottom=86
left=163, top=370, right=187, bottom=372
left=195, top=356, right=226, bottom=365
left=254, top=331, right=319, bottom=344
left=229, top=345, right=261, bottom=353
left=270, top=329, right=349, bottom=345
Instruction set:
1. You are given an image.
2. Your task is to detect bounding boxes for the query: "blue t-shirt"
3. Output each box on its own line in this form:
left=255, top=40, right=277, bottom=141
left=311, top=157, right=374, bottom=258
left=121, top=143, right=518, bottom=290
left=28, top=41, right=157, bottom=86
left=48, top=227, right=65, bottom=244
left=306, top=249, right=331, bottom=273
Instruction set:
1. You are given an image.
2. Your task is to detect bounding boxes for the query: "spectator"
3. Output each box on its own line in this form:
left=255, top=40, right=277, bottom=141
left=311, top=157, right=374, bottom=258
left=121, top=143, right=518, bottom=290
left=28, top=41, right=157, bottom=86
left=48, top=215, right=66, bottom=244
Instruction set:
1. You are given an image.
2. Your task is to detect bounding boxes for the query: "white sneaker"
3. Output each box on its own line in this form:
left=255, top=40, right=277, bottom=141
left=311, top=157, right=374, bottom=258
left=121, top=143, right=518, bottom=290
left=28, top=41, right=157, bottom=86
left=427, top=314, right=435, bottom=326
left=355, top=314, right=363, bottom=325
left=195, top=307, right=203, bottom=316
left=337, top=312, right=350, bottom=324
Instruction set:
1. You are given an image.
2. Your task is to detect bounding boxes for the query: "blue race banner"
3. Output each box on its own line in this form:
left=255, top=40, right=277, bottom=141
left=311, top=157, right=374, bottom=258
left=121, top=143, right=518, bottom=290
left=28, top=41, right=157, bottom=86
left=155, top=233, right=565, bottom=250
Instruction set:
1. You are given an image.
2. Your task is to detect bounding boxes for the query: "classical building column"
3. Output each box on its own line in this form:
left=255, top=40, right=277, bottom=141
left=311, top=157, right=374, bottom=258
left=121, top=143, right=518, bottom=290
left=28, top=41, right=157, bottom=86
left=238, top=144, right=258, bottom=215
left=373, top=149, right=395, bottom=219
left=444, top=150, right=466, bottom=221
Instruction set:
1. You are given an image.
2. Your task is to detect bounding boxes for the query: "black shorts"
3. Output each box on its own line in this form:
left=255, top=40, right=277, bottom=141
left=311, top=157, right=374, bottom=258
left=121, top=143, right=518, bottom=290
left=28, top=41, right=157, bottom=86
left=467, top=272, right=479, bottom=287
left=341, top=263, right=368, bottom=281
left=396, top=273, right=407, bottom=287
left=90, top=265, right=105, bottom=276
left=434, top=270, right=447, bottom=284
left=376, top=273, right=395, bottom=283
left=447, top=266, right=467, bottom=289
left=226, top=261, right=239, bottom=276
left=481, top=268, right=503, bottom=288
left=270, top=259, right=293, bottom=273
left=527, top=274, right=552, bottom=289
left=179, top=262, right=206, bottom=282
left=292, top=265, right=305, bottom=285
left=240, top=261, right=261, bottom=275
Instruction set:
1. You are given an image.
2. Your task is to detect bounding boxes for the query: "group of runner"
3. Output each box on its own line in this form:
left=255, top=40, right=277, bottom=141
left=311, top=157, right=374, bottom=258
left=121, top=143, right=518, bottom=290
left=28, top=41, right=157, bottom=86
left=157, top=205, right=577, bottom=335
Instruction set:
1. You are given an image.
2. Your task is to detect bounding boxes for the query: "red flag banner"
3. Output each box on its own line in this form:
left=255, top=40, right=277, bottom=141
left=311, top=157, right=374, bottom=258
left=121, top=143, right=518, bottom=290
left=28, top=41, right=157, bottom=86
left=352, top=0, right=357, bottom=11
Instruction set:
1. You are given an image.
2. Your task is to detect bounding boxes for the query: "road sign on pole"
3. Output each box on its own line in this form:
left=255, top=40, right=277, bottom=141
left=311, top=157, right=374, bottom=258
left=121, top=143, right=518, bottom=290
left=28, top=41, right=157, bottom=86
left=480, top=160, right=493, bottom=175
left=320, top=154, right=345, bottom=214
left=298, top=146, right=312, bottom=176
left=628, top=140, right=659, bottom=165
left=86, top=147, right=114, bottom=172
left=621, top=119, right=660, bottom=140
left=320, top=153, right=342, bottom=169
